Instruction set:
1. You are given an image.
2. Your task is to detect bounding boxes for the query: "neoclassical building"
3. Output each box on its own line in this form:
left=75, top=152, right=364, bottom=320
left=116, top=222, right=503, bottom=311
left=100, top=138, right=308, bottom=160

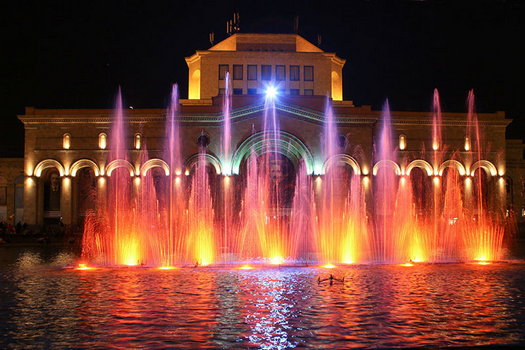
left=7, top=33, right=524, bottom=229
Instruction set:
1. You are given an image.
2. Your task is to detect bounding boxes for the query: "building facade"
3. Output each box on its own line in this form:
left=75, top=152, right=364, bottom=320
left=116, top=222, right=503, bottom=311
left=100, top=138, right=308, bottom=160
left=11, top=33, right=525, bottom=229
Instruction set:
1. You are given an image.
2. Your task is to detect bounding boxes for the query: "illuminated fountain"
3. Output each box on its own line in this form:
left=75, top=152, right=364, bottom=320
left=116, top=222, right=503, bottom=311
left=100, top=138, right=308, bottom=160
left=80, top=80, right=511, bottom=267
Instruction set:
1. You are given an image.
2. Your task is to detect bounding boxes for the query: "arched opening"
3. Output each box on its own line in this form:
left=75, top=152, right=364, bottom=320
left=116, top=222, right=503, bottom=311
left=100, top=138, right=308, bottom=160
left=472, top=168, right=491, bottom=218
left=14, top=175, right=24, bottom=224
left=43, top=168, right=61, bottom=225
left=410, top=167, right=428, bottom=216
left=77, top=168, right=97, bottom=223
left=441, top=166, right=464, bottom=220
left=0, top=175, right=7, bottom=222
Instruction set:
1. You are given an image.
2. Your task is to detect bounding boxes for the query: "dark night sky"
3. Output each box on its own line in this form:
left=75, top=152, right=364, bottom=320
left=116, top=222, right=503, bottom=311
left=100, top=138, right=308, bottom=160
left=2, top=0, right=524, bottom=158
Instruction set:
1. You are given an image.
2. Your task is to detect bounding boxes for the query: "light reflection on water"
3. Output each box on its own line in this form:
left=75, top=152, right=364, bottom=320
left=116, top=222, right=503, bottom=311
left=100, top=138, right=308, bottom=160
left=1, top=252, right=525, bottom=348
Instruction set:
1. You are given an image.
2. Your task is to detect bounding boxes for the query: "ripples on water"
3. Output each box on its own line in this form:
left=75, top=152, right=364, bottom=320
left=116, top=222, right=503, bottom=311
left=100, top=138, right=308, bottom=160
left=1, top=251, right=525, bottom=348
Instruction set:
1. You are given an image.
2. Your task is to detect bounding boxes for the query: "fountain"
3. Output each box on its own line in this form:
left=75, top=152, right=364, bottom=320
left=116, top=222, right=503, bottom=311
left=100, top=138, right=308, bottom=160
left=80, top=80, right=512, bottom=267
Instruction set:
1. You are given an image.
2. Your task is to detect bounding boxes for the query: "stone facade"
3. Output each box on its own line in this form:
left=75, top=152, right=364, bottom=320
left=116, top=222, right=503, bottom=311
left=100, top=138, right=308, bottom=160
left=0, top=158, right=24, bottom=223
left=8, top=33, right=524, bottom=229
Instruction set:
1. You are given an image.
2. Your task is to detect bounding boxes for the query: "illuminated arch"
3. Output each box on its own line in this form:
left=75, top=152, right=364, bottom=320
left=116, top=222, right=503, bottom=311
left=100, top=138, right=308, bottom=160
left=185, top=153, right=223, bottom=175
left=323, top=154, right=361, bottom=175
left=70, top=159, right=100, bottom=177
left=141, top=158, right=170, bottom=176
left=373, top=159, right=401, bottom=176
left=231, top=131, right=314, bottom=175
left=406, top=159, right=433, bottom=176
left=106, top=159, right=136, bottom=177
left=34, top=159, right=65, bottom=177
left=438, top=160, right=467, bottom=176
left=470, top=160, right=498, bottom=177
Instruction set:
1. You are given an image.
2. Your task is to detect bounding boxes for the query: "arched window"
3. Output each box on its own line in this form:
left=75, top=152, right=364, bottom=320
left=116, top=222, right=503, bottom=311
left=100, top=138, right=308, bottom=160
left=134, top=133, right=142, bottom=150
left=399, top=134, right=407, bottom=150
left=63, top=133, right=71, bottom=150
left=99, top=133, right=107, bottom=150
left=196, top=132, right=210, bottom=148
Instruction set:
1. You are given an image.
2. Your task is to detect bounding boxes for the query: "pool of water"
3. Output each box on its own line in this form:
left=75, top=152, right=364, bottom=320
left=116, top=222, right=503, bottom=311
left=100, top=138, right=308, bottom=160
left=1, top=247, right=525, bottom=348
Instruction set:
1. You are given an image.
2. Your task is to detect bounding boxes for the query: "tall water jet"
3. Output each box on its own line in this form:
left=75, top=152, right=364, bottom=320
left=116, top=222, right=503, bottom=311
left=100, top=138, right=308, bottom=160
left=221, top=73, right=233, bottom=263
left=463, top=90, right=505, bottom=261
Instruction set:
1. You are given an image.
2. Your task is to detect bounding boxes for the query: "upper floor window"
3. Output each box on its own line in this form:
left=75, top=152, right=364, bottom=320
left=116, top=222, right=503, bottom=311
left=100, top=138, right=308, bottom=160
left=99, top=133, right=107, bottom=149
left=276, top=65, right=285, bottom=81
left=63, top=133, right=71, bottom=149
left=464, top=136, right=470, bottom=151
left=233, top=65, right=243, bottom=80
left=219, top=65, right=229, bottom=80
left=262, top=65, right=271, bottom=81
left=290, top=65, right=300, bottom=81
left=399, top=134, right=407, bottom=150
left=304, top=89, right=313, bottom=96
left=290, top=89, right=299, bottom=95
left=134, top=133, right=142, bottom=150
left=247, top=65, right=257, bottom=80
left=248, top=88, right=257, bottom=95
left=233, top=88, right=243, bottom=95
left=304, top=66, right=314, bottom=81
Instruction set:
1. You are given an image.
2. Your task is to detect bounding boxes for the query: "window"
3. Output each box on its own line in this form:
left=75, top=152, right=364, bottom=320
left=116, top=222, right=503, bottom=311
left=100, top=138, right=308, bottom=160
left=399, top=134, right=406, bottom=150
left=233, top=88, right=243, bottom=95
left=247, top=65, right=257, bottom=80
left=261, top=65, right=271, bottom=80
left=304, top=66, right=314, bottom=81
left=63, top=133, right=71, bottom=149
left=277, top=88, right=285, bottom=95
left=134, top=133, right=142, bottom=150
left=219, top=65, right=229, bottom=80
left=196, top=132, right=210, bottom=148
left=233, top=65, right=243, bottom=80
left=219, top=88, right=226, bottom=95
left=248, top=88, right=257, bottom=95
left=99, top=133, right=107, bottom=149
left=464, top=136, right=470, bottom=151
left=290, top=65, right=300, bottom=81
left=290, top=89, right=299, bottom=95
left=304, top=89, right=313, bottom=96
left=276, top=65, right=285, bottom=81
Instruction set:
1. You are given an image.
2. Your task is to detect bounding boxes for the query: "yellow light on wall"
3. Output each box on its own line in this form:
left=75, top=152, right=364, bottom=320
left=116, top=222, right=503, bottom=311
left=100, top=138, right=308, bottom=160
left=464, top=136, right=470, bottom=151
left=399, top=134, right=406, bottom=150
left=63, top=133, right=71, bottom=150
left=432, top=137, right=439, bottom=151
left=135, top=133, right=142, bottom=150
left=99, top=133, right=107, bottom=150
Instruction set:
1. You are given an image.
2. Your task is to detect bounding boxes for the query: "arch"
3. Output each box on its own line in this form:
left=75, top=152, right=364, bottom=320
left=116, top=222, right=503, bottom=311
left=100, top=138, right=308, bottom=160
left=231, top=131, right=314, bottom=175
left=185, top=153, right=222, bottom=175
left=470, top=160, right=498, bottom=177
left=323, top=154, right=361, bottom=175
left=106, top=159, right=136, bottom=177
left=141, top=158, right=170, bottom=176
left=70, top=159, right=100, bottom=177
left=373, top=159, right=401, bottom=176
left=438, top=160, right=466, bottom=176
left=34, top=159, right=65, bottom=177
left=406, top=159, right=433, bottom=176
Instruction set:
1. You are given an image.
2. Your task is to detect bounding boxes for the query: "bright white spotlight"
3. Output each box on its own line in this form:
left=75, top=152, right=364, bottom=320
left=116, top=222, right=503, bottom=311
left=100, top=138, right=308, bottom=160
left=266, top=86, right=277, bottom=98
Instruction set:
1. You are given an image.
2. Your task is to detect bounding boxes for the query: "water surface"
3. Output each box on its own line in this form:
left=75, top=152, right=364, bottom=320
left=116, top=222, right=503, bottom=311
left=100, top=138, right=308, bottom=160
left=1, top=248, right=524, bottom=348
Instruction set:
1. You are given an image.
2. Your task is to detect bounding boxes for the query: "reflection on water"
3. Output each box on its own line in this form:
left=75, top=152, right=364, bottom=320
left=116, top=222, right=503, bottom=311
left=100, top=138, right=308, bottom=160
left=1, top=250, right=525, bottom=348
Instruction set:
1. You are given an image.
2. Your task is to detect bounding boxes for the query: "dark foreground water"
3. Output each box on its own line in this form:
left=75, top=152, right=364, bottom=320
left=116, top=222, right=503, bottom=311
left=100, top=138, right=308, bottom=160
left=1, top=247, right=525, bottom=349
